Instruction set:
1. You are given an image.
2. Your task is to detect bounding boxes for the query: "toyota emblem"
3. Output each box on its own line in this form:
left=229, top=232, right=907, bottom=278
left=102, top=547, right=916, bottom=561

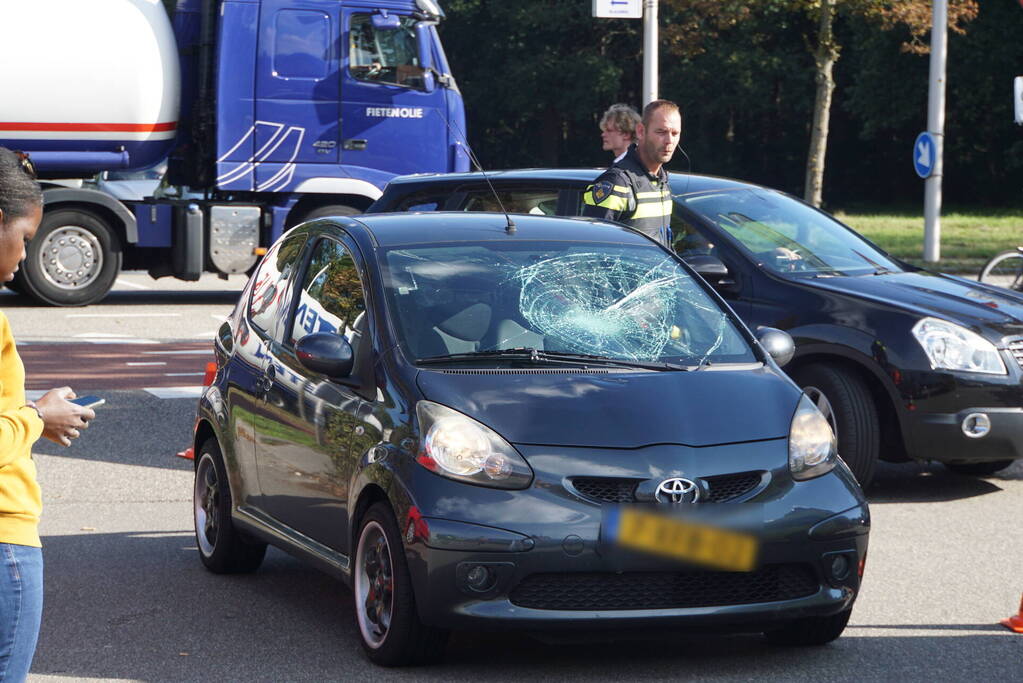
left=655, top=478, right=700, bottom=504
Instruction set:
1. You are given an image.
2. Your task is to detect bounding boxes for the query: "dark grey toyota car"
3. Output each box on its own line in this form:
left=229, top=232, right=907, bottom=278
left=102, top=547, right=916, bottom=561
left=191, top=212, right=869, bottom=666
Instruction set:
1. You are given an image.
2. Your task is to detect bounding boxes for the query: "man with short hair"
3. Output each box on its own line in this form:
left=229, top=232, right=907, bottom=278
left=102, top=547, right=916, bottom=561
left=583, top=100, right=682, bottom=246
left=599, top=103, right=641, bottom=161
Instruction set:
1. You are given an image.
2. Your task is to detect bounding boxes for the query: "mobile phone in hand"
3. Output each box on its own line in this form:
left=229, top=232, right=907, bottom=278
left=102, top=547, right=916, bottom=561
left=70, top=395, right=105, bottom=409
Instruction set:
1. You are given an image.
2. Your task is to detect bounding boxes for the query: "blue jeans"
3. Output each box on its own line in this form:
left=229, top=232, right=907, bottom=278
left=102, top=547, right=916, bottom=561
left=0, top=544, right=43, bottom=683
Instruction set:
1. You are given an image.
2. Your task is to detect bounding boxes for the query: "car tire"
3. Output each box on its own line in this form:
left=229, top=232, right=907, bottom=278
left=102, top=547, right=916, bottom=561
left=791, top=363, right=880, bottom=488
left=354, top=502, right=449, bottom=666
left=943, top=460, right=1014, bottom=476
left=763, top=608, right=852, bottom=646
left=193, top=439, right=267, bottom=574
left=294, top=204, right=360, bottom=225
left=19, top=208, right=122, bottom=306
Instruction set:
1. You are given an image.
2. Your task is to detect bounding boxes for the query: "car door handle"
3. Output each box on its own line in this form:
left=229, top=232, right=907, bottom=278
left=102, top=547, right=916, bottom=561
left=256, top=365, right=276, bottom=394
left=343, top=139, right=368, bottom=151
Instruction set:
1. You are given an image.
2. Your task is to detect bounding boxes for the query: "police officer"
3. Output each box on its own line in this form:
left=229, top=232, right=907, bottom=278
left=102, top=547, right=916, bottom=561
left=582, top=100, right=682, bottom=246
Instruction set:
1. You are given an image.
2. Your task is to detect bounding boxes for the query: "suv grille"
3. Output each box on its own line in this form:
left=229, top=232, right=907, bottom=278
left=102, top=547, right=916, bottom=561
left=1008, top=340, right=1023, bottom=370
left=569, top=472, right=764, bottom=505
left=510, top=564, right=819, bottom=611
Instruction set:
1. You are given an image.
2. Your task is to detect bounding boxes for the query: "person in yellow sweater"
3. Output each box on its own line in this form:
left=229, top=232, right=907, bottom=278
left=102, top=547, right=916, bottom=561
left=0, top=149, right=96, bottom=683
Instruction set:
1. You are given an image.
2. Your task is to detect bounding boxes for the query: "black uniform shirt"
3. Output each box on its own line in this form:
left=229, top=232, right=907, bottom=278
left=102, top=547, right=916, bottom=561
left=581, top=144, right=673, bottom=246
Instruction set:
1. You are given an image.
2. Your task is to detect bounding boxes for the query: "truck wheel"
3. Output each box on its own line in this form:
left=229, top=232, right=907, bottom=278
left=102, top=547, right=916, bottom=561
left=943, top=460, right=1013, bottom=476
left=19, top=208, right=122, bottom=306
left=790, top=363, right=880, bottom=488
left=294, top=204, right=360, bottom=225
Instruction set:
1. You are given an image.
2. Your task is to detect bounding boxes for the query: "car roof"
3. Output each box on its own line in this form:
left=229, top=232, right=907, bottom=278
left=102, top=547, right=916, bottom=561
left=380, top=168, right=761, bottom=197
left=346, top=211, right=657, bottom=248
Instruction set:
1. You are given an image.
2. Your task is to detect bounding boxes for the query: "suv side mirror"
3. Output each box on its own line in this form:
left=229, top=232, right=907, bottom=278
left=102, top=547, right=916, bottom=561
left=296, top=333, right=354, bottom=378
left=684, top=254, right=736, bottom=288
left=756, top=327, right=795, bottom=368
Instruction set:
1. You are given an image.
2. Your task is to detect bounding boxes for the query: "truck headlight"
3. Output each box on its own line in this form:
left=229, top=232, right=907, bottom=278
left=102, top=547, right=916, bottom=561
left=789, top=394, right=837, bottom=481
left=415, top=401, right=533, bottom=489
left=911, top=317, right=1006, bottom=375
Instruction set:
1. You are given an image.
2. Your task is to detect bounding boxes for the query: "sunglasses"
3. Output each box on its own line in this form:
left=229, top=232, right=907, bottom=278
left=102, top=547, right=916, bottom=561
left=15, top=150, right=37, bottom=179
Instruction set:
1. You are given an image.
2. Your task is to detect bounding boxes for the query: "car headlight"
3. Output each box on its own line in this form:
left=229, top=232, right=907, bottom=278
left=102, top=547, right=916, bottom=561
left=789, top=394, right=837, bottom=481
left=911, top=317, right=1006, bottom=375
left=415, top=401, right=533, bottom=489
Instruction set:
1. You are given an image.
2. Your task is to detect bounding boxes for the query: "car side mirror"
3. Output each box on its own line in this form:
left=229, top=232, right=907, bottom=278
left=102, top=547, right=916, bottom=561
left=757, top=327, right=795, bottom=368
left=685, top=254, right=737, bottom=289
left=296, top=333, right=354, bottom=378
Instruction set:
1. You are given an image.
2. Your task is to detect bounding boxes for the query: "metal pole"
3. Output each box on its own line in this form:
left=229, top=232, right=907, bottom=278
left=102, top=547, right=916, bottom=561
left=923, top=0, right=947, bottom=263
left=642, top=0, right=658, bottom=105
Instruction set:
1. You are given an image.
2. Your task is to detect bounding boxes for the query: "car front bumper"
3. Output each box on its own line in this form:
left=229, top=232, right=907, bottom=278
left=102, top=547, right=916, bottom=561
left=400, top=441, right=869, bottom=631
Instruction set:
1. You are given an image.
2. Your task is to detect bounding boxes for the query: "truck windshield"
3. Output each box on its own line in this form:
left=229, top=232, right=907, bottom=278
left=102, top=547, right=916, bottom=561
left=349, top=14, right=426, bottom=89
left=380, top=241, right=756, bottom=366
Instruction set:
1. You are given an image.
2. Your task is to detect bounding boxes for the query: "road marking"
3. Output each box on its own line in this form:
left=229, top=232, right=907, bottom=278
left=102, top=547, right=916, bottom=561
left=115, top=278, right=150, bottom=290
left=164, top=372, right=205, bottom=377
left=142, top=350, right=211, bottom=355
left=144, top=386, right=203, bottom=399
left=126, top=362, right=167, bottom=366
left=210, top=314, right=228, bottom=322
left=66, top=313, right=181, bottom=319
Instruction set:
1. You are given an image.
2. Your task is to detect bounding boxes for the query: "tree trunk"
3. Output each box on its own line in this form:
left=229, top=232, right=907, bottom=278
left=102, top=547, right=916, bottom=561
left=804, top=0, right=840, bottom=208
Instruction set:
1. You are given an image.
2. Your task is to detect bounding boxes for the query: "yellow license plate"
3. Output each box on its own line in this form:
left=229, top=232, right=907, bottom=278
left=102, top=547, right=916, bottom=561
left=612, top=507, right=758, bottom=572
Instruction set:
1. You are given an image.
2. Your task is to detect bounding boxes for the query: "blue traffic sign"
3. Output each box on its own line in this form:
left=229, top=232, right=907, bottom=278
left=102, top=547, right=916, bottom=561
left=913, top=132, right=937, bottom=179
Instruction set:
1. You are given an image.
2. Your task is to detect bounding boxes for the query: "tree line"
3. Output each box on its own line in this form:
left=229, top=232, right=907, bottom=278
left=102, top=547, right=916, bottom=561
left=439, top=0, right=1023, bottom=208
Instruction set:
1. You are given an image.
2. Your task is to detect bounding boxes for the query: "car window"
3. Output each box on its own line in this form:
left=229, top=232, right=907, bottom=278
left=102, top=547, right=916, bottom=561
left=680, top=188, right=903, bottom=276
left=391, top=190, right=448, bottom=212
left=248, top=233, right=308, bottom=339
left=460, top=190, right=560, bottom=215
left=290, top=238, right=368, bottom=362
left=670, top=211, right=721, bottom=261
left=349, top=13, right=425, bottom=89
left=381, top=241, right=755, bottom=365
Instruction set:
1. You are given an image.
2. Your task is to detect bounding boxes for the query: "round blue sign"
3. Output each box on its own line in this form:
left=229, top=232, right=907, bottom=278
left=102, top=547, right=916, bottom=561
left=913, top=132, right=937, bottom=179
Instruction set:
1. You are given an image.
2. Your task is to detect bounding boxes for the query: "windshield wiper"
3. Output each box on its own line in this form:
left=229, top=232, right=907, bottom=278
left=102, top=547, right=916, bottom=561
left=416, top=348, right=689, bottom=371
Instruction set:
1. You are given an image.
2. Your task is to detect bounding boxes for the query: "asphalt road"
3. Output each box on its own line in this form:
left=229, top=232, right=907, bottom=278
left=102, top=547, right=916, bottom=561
left=4, top=273, right=1021, bottom=682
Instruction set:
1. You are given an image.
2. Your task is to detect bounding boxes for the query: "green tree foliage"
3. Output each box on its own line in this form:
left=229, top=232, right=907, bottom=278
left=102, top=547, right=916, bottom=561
left=440, top=1, right=1021, bottom=206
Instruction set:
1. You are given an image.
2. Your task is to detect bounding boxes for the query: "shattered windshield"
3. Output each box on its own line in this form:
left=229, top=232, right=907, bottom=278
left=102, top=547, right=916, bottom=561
left=380, top=241, right=756, bottom=366
left=680, top=189, right=904, bottom=276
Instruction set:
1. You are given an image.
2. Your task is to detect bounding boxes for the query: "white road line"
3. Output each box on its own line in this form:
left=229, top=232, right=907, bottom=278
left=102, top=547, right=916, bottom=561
left=144, top=386, right=203, bottom=399
left=115, top=278, right=150, bottom=290
left=126, top=362, right=167, bottom=366
left=86, top=339, right=159, bottom=345
left=210, top=314, right=228, bottom=322
left=141, top=350, right=211, bottom=356
left=164, top=372, right=205, bottom=377
left=66, top=313, right=181, bottom=319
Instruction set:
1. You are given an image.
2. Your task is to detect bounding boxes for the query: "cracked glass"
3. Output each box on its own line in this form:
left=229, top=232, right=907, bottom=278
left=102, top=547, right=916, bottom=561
left=381, top=241, right=756, bottom=366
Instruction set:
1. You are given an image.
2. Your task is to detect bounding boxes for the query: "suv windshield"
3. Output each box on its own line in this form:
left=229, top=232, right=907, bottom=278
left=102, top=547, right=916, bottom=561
left=381, top=241, right=756, bottom=366
left=680, top=189, right=904, bottom=276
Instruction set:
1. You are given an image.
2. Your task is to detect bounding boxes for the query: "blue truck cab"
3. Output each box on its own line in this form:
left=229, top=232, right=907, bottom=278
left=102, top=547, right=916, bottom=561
left=0, top=0, right=467, bottom=305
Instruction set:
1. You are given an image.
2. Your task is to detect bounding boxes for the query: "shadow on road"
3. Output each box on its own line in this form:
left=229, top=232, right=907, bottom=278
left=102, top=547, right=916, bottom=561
left=0, top=288, right=242, bottom=307
left=29, top=530, right=1019, bottom=682
left=866, top=460, right=1022, bottom=504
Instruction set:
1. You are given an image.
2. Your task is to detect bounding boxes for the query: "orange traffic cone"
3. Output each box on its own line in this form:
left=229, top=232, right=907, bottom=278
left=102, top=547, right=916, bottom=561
left=1001, top=593, right=1023, bottom=633
left=176, top=446, right=195, bottom=461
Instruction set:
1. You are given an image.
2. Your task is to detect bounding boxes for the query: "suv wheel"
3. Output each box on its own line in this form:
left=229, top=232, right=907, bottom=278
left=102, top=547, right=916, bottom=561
left=791, top=363, right=880, bottom=488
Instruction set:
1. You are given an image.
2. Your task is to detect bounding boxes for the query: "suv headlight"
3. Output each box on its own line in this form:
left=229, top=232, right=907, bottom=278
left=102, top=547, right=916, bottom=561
left=415, top=401, right=533, bottom=489
left=911, top=317, right=1006, bottom=375
left=789, top=394, right=837, bottom=481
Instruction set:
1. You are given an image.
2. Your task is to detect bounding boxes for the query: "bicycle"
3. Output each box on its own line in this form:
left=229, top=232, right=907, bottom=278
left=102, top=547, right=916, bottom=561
left=978, top=246, right=1023, bottom=290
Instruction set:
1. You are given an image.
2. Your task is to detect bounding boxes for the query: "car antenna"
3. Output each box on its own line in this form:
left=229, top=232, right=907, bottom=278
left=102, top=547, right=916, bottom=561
left=433, top=112, right=516, bottom=234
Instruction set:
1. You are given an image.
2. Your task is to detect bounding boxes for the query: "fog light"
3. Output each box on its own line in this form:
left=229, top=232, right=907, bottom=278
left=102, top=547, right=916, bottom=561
left=829, top=554, right=851, bottom=581
left=962, top=413, right=991, bottom=439
left=465, top=564, right=495, bottom=592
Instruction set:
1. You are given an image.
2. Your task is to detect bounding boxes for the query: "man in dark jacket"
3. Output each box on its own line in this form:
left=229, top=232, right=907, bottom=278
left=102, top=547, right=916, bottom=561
left=582, top=100, right=682, bottom=246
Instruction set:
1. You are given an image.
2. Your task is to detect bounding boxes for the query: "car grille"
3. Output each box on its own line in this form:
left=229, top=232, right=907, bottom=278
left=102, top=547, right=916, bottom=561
left=1008, top=340, right=1023, bottom=370
left=569, top=472, right=763, bottom=505
left=509, top=564, right=819, bottom=611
